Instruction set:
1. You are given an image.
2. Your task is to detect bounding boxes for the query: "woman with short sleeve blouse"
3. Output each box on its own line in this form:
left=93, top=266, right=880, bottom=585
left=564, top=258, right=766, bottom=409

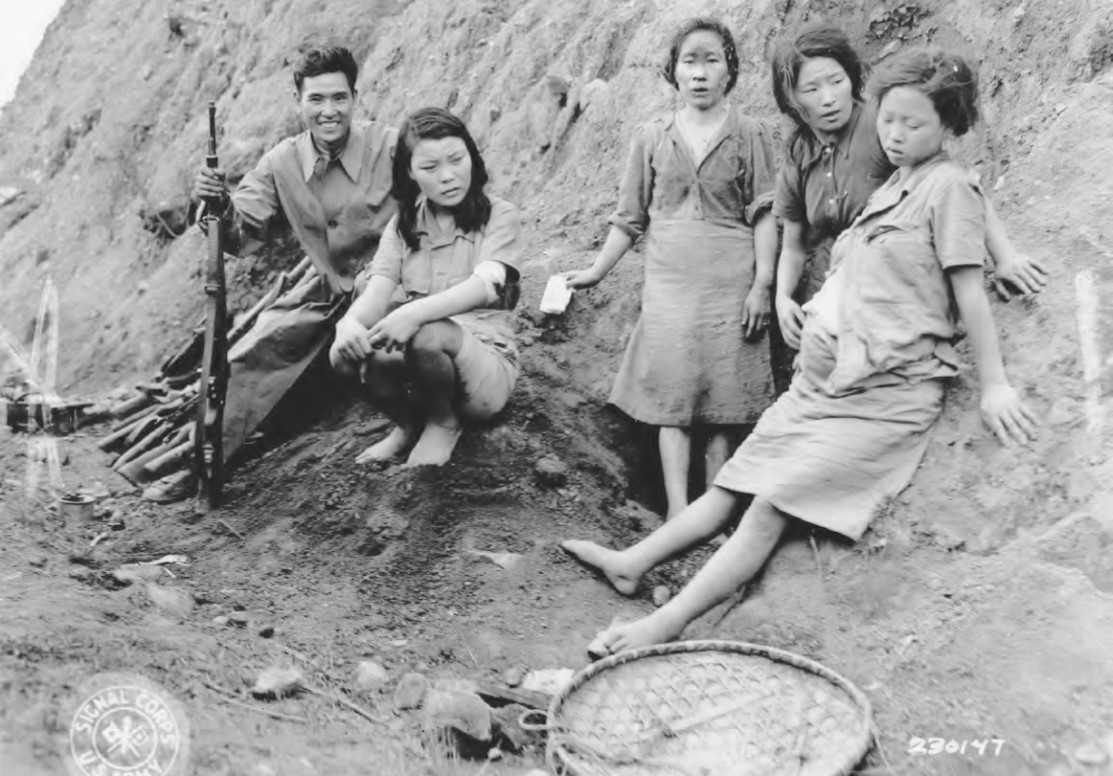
left=564, top=18, right=778, bottom=518
left=769, top=24, right=1048, bottom=367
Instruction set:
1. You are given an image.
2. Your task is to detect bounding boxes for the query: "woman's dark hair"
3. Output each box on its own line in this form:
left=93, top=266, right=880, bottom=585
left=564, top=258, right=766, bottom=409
left=868, top=48, right=979, bottom=136
left=662, top=18, right=740, bottom=95
left=392, top=107, right=491, bottom=251
left=771, top=24, right=865, bottom=158
left=293, top=46, right=359, bottom=93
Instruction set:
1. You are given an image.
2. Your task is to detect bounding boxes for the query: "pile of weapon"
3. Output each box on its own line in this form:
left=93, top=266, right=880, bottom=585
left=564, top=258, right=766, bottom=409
left=98, top=102, right=307, bottom=510
left=97, top=255, right=311, bottom=487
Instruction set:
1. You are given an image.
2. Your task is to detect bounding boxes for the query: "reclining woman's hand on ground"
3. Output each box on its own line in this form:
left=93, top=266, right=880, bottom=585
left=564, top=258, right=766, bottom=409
left=332, top=317, right=375, bottom=361
left=993, top=251, right=1050, bottom=300
left=980, top=383, right=1039, bottom=447
left=367, top=307, right=422, bottom=353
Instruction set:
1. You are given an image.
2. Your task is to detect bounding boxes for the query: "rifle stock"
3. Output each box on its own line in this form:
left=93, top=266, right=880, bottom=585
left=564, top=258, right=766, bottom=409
left=195, top=101, right=229, bottom=511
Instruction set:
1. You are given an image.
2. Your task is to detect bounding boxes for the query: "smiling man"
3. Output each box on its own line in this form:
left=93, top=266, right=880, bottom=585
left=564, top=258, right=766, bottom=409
left=146, top=46, right=398, bottom=503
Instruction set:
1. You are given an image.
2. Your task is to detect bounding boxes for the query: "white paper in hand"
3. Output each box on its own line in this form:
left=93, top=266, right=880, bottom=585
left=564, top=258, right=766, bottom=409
left=539, top=275, right=573, bottom=314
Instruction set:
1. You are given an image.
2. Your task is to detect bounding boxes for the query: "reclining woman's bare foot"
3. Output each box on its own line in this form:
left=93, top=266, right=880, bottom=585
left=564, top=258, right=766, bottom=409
left=404, top=422, right=462, bottom=467
left=587, top=612, right=683, bottom=658
left=560, top=540, right=641, bottom=596
left=355, top=425, right=414, bottom=464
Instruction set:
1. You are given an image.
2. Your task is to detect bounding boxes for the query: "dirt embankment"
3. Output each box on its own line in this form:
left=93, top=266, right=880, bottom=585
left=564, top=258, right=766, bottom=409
left=3, top=1, right=1113, bottom=775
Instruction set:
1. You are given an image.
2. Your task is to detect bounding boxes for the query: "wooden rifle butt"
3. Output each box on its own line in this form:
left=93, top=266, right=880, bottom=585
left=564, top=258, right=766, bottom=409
left=143, top=437, right=195, bottom=479
left=113, top=420, right=172, bottom=469
left=116, top=425, right=190, bottom=484
left=109, top=392, right=156, bottom=418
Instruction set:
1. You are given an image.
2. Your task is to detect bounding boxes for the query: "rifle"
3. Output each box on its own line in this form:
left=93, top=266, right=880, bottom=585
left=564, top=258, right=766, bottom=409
left=195, top=101, right=229, bottom=510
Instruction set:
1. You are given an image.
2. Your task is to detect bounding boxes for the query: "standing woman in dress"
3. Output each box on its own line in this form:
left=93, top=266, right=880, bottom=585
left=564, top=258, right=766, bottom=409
left=565, top=17, right=778, bottom=518
left=769, top=24, right=1048, bottom=355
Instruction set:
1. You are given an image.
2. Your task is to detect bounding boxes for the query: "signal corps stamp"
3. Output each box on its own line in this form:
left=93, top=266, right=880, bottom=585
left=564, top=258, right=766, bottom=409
left=64, top=672, right=190, bottom=776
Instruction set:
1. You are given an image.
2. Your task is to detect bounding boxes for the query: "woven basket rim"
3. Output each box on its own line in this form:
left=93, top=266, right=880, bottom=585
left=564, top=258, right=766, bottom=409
left=545, top=639, right=873, bottom=776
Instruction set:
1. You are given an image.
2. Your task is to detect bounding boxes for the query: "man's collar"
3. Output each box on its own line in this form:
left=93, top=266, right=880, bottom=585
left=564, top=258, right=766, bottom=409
left=295, top=124, right=367, bottom=182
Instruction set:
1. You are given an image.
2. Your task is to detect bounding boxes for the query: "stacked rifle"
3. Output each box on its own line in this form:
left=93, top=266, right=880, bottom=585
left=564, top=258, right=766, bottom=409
left=98, top=255, right=312, bottom=486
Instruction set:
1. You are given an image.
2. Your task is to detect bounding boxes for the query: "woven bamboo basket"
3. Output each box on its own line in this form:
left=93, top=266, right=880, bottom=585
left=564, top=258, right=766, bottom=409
left=539, top=641, right=872, bottom=776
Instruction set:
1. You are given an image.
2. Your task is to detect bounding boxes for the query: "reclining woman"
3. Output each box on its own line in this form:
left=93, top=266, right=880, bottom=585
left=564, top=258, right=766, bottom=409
left=563, top=48, right=1039, bottom=655
left=330, top=108, right=521, bottom=467
left=769, top=24, right=1047, bottom=359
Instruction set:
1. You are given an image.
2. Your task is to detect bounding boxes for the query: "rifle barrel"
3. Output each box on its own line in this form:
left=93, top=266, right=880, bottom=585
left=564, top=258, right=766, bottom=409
left=207, top=102, right=217, bottom=165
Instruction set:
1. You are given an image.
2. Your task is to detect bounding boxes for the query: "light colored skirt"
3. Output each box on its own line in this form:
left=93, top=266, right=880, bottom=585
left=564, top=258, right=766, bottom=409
left=609, top=220, right=773, bottom=426
left=713, top=312, right=944, bottom=540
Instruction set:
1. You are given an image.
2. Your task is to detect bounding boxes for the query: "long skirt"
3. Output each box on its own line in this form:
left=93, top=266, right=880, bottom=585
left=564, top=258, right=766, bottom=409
left=609, top=220, right=773, bottom=426
left=221, top=266, right=348, bottom=459
left=714, top=310, right=945, bottom=540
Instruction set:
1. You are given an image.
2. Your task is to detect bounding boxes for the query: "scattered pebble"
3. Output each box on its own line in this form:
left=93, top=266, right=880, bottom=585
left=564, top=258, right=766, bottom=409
left=393, top=672, right=430, bottom=710
left=251, top=666, right=305, bottom=698
left=467, top=549, right=523, bottom=570
left=652, top=585, right=672, bottom=607
left=503, top=666, right=525, bottom=688
left=113, top=564, right=163, bottom=584
left=228, top=611, right=248, bottom=626
left=212, top=615, right=229, bottom=626
left=521, top=668, right=575, bottom=695
left=258, top=625, right=275, bottom=638
left=355, top=661, right=389, bottom=693
left=27, top=554, right=47, bottom=569
left=1074, top=741, right=1108, bottom=765
left=145, top=583, right=195, bottom=618
left=534, top=455, right=569, bottom=487
left=422, top=689, right=493, bottom=741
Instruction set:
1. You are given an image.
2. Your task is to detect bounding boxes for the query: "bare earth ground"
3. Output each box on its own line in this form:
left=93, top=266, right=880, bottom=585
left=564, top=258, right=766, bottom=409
left=3, top=0, right=1113, bottom=774
left=3, top=214, right=1113, bottom=775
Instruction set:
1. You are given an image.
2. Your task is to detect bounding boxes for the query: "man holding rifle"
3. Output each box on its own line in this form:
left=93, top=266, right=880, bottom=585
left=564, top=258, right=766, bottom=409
left=147, top=45, right=397, bottom=503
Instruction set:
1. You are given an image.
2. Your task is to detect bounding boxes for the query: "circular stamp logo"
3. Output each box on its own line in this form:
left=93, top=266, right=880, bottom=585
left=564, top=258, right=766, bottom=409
left=64, top=672, right=190, bottom=776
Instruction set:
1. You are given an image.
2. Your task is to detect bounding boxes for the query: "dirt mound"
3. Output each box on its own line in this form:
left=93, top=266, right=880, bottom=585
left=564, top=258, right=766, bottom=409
left=3, top=0, right=1113, bottom=774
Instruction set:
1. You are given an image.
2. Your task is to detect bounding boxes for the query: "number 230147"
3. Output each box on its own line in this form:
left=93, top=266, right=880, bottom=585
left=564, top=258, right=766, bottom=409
left=908, top=738, right=1006, bottom=756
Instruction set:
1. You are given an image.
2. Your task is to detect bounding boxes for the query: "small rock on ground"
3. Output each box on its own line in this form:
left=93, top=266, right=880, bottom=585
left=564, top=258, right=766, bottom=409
left=652, top=585, right=672, bottom=607
left=503, top=666, right=525, bottom=687
left=422, top=689, right=492, bottom=742
left=533, top=455, right=569, bottom=487
left=355, top=661, right=389, bottom=693
left=145, top=583, right=195, bottom=618
left=251, top=666, right=305, bottom=698
left=393, top=672, right=429, bottom=710
left=1075, top=741, right=1108, bottom=765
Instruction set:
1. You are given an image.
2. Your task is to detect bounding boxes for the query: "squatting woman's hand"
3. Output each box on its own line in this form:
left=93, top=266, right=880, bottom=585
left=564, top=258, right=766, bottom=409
left=332, top=317, right=374, bottom=362
left=980, top=383, right=1039, bottom=447
left=775, top=293, right=805, bottom=350
left=563, top=268, right=604, bottom=290
left=367, top=308, right=422, bottom=353
left=741, top=285, right=771, bottom=340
